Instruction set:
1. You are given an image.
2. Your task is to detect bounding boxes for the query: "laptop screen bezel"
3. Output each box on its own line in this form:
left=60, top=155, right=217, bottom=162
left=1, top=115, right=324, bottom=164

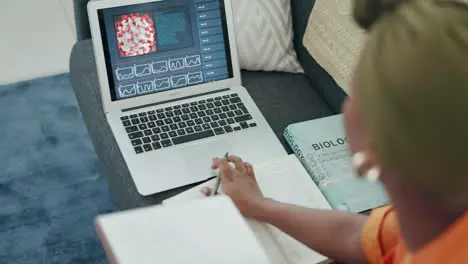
left=87, top=0, right=241, bottom=114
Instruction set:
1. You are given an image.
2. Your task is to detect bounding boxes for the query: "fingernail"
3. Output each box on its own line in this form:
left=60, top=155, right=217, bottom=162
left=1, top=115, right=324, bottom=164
left=365, top=167, right=381, bottom=182
left=201, top=187, right=210, bottom=196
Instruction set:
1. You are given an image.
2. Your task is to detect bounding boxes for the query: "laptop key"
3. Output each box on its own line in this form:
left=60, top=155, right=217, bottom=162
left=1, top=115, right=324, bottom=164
left=215, top=96, right=222, bottom=100
left=214, top=101, right=222, bottom=107
left=222, top=100, right=230, bottom=106
left=170, top=124, right=178, bottom=130
left=121, top=116, right=129, bottom=120
left=202, top=124, right=211, bottom=130
left=138, top=124, right=148, bottom=130
left=219, top=113, right=227, bottom=119
left=143, top=137, right=151, bottom=143
left=166, top=111, right=174, bottom=117
left=234, top=110, right=243, bottom=116
left=156, top=120, right=165, bottom=126
left=249, top=123, right=257, bottom=127
left=169, top=131, right=177, bottom=138
left=234, top=126, right=241, bottom=131
left=235, top=115, right=253, bottom=123
left=218, top=120, right=227, bottom=126
left=172, top=130, right=215, bottom=145
left=231, top=93, right=239, bottom=97
left=222, top=106, right=230, bottom=112
left=152, top=128, right=161, bottom=134
left=207, top=98, right=214, bottom=102
left=165, top=107, right=173, bottom=111
left=149, top=115, right=157, bottom=121
left=177, top=129, right=186, bottom=136
left=230, top=97, right=241, bottom=104
left=173, top=116, right=181, bottom=123
left=162, top=126, right=170, bottom=132
left=189, top=113, right=198, bottom=119
left=156, top=109, right=164, bottom=113
left=198, top=104, right=207, bottom=111
left=181, top=114, right=189, bottom=121
left=144, top=129, right=153, bottom=136
left=160, top=133, right=169, bottom=139
left=182, top=108, right=190, bottom=114
left=227, top=118, right=235, bottom=124
left=126, top=126, right=138, bottom=133
left=211, top=122, right=219, bottom=128
left=140, top=117, right=149, bottom=123
left=174, top=109, right=182, bottom=115
left=229, top=105, right=237, bottom=110
left=130, top=114, right=138, bottom=118
left=223, top=95, right=230, bottom=99
left=199, top=100, right=206, bottom=104
left=195, top=118, right=203, bottom=124
left=139, top=112, right=147, bottom=116
left=240, top=122, right=249, bottom=129
left=131, top=119, right=140, bottom=125
left=211, top=115, right=220, bottom=121
left=190, top=102, right=198, bottom=105
left=164, top=118, right=173, bottom=125
left=148, top=110, right=155, bottom=115
left=179, top=122, right=187, bottom=129
left=214, top=128, right=225, bottom=135
left=143, top=144, right=152, bottom=152
left=207, top=103, right=214, bottom=109
left=122, top=120, right=132, bottom=127
left=134, top=146, right=144, bottom=154
left=152, top=142, right=162, bottom=150
left=157, top=113, right=165, bottom=119
left=148, top=122, right=156, bottom=128
left=186, top=127, right=195, bottom=134
left=182, top=103, right=190, bottom=107
left=206, top=109, right=214, bottom=115
left=214, top=108, right=222, bottom=114
left=131, top=139, right=143, bottom=146
left=187, top=120, right=195, bottom=126
left=161, top=140, right=173, bottom=148
left=190, top=106, right=198, bottom=112
left=151, top=135, right=160, bottom=141
left=194, top=125, right=202, bottom=132
left=203, top=116, right=211, bottom=123
left=224, top=126, right=233, bottom=133
left=227, top=111, right=235, bottom=117
left=197, top=111, right=206, bottom=117
left=129, top=131, right=144, bottom=139
left=174, top=105, right=181, bottom=109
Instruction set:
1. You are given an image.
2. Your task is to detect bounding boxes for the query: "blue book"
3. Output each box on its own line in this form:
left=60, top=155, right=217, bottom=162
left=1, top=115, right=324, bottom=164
left=284, top=114, right=390, bottom=213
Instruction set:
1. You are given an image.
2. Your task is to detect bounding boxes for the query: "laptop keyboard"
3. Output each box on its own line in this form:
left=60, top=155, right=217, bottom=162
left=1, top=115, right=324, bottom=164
left=120, top=93, right=257, bottom=154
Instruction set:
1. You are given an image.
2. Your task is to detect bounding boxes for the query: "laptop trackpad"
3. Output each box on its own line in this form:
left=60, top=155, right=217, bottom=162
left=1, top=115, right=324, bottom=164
left=183, top=140, right=233, bottom=179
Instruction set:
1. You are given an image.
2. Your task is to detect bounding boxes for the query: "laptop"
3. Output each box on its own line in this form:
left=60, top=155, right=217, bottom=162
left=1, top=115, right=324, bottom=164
left=87, top=0, right=287, bottom=196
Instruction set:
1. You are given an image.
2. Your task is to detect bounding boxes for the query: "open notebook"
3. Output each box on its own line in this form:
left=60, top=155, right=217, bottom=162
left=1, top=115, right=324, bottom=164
left=96, top=197, right=273, bottom=264
left=164, top=154, right=333, bottom=264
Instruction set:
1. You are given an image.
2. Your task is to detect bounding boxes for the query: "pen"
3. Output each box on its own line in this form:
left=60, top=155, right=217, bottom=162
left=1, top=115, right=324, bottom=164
left=212, top=152, right=229, bottom=196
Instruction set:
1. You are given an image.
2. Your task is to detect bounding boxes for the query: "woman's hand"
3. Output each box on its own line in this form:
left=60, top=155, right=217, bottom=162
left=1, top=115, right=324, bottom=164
left=201, top=155, right=266, bottom=218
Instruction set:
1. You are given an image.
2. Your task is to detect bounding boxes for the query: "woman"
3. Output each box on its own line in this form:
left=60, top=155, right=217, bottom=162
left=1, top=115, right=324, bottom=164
left=201, top=0, right=468, bottom=263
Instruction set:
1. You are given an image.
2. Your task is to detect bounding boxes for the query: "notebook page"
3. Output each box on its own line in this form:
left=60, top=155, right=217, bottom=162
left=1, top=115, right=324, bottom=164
left=96, top=197, right=272, bottom=264
left=164, top=155, right=332, bottom=264
left=256, top=156, right=331, bottom=264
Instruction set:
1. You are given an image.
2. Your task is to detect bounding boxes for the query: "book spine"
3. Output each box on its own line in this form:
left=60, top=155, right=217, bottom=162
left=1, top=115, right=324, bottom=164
left=283, top=127, right=317, bottom=179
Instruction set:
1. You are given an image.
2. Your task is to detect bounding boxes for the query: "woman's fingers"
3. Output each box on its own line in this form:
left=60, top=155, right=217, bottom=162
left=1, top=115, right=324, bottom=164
left=201, top=187, right=213, bottom=196
left=217, top=158, right=234, bottom=182
left=227, top=155, right=246, bottom=173
left=245, top=162, right=255, bottom=177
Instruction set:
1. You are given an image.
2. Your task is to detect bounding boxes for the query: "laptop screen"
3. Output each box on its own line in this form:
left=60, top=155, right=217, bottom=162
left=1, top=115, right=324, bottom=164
left=98, top=0, right=234, bottom=101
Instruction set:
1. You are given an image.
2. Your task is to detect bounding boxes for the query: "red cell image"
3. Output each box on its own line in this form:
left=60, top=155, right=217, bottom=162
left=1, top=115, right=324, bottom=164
left=115, top=13, right=157, bottom=58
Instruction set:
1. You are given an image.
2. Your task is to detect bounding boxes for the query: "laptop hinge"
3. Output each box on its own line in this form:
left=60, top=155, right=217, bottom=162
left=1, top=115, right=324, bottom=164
left=121, top=88, right=231, bottom=112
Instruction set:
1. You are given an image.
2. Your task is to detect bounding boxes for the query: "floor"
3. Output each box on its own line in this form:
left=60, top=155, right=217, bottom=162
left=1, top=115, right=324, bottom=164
left=0, top=0, right=76, bottom=85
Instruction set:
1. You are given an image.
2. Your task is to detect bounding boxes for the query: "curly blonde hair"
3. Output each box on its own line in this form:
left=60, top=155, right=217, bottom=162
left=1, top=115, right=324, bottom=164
left=353, top=0, right=468, bottom=203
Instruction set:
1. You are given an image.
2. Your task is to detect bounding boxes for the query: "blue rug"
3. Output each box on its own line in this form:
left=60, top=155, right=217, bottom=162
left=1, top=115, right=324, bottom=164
left=0, top=74, right=117, bottom=264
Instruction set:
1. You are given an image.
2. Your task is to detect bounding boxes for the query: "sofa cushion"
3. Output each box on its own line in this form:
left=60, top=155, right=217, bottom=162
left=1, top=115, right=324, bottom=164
left=302, top=0, right=367, bottom=94
left=232, top=0, right=303, bottom=73
left=290, top=0, right=348, bottom=113
left=69, top=40, right=334, bottom=208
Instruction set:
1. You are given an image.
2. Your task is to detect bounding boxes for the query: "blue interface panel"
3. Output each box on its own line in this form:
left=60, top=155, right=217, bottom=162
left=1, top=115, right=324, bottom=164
left=99, top=0, right=233, bottom=101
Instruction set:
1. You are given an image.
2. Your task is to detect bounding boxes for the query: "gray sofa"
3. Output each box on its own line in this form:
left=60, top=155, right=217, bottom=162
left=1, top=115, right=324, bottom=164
left=70, top=0, right=347, bottom=210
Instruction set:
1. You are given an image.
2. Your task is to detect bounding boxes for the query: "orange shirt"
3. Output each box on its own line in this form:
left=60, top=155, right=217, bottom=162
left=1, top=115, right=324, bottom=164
left=361, top=206, right=468, bottom=264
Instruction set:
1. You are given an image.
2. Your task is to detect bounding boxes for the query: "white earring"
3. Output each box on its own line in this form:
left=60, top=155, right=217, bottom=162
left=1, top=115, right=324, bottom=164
left=351, top=152, right=367, bottom=170
left=365, top=167, right=381, bottom=182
